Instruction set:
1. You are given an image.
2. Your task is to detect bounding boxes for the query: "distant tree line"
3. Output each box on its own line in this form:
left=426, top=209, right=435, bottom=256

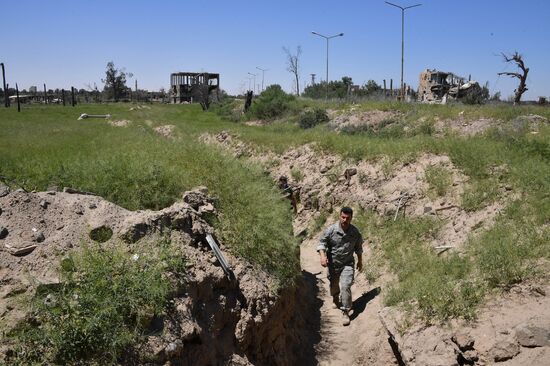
left=302, top=77, right=383, bottom=99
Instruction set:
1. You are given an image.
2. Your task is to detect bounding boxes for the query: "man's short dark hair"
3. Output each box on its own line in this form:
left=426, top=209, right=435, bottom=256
left=341, top=206, right=353, bottom=216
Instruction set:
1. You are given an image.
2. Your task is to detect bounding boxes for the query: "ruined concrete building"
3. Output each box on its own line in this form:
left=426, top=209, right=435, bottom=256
left=170, top=72, right=219, bottom=104
left=418, top=69, right=481, bottom=103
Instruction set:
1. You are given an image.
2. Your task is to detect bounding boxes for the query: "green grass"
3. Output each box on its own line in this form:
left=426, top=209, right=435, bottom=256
left=2, top=101, right=549, bottom=323
left=424, top=165, right=452, bottom=197
left=10, top=238, right=185, bottom=365
left=0, top=104, right=300, bottom=286
left=354, top=212, right=485, bottom=321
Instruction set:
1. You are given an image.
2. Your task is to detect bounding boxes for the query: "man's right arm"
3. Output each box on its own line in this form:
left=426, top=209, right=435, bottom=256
left=317, top=226, right=332, bottom=267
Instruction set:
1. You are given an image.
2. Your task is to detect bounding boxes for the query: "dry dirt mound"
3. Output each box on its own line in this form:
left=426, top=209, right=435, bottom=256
left=380, top=282, right=550, bottom=366
left=328, top=110, right=401, bottom=133
left=109, top=119, right=131, bottom=127
left=154, top=124, right=176, bottom=138
left=0, top=187, right=313, bottom=365
left=434, top=113, right=548, bottom=137
left=205, top=132, right=510, bottom=252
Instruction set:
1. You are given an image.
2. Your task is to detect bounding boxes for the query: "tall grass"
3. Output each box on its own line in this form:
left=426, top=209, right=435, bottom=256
left=10, top=238, right=185, bottom=365
left=0, top=104, right=299, bottom=286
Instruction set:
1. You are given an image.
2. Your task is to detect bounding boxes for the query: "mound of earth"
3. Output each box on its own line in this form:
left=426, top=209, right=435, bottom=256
left=109, top=119, right=131, bottom=127
left=206, top=132, right=513, bottom=252
left=154, top=124, right=176, bottom=138
left=380, top=282, right=550, bottom=366
left=0, top=186, right=313, bottom=365
left=328, top=110, right=401, bottom=133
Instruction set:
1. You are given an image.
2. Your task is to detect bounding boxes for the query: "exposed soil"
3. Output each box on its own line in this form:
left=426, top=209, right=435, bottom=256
left=154, top=124, right=176, bottom=138
left=0, top=187, right=313, bottom=365
left=109, top=119, right=131, bottom=127
left=204, top=129, right=550, bottom=365
left=328, top=110, right=401, bottom=133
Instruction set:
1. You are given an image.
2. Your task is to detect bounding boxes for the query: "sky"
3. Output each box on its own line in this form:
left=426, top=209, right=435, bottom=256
left=3, top=0, right=550, bottom=100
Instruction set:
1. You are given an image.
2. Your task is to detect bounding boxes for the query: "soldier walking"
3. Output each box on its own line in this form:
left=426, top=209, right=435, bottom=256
left=317, top=207, right=363, bottom=326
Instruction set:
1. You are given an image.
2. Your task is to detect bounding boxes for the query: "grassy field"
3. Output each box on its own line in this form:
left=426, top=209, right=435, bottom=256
left=2, top=100, right=549, bottom=325
left=0, top=104, right=300, bottom=287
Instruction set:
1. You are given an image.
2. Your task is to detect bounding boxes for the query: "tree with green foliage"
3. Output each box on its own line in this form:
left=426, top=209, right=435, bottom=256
left=303, top=77, right=384, bottom=99
left=363, top=80, right=382, bottom=95
left=248, top=84, right=296, bottom=120
left=102, top=61, right=132, bottom=102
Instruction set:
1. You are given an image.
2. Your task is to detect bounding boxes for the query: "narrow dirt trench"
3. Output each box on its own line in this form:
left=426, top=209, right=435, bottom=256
left=299, top=234, right=398, bottom=365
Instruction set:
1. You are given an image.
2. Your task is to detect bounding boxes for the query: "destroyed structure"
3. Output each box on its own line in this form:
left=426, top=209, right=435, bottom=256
left=170, top=72, right=219, bottom=105
left=418, top=69, right=481, bottom=103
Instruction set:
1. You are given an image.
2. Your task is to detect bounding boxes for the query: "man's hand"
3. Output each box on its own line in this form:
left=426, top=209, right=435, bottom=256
left=356, top=259, right=363, bottom=272
left=319, top=250, right=328, bottom=267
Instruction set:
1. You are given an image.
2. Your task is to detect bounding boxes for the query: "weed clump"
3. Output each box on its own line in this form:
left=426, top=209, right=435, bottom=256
left=425, top=165, right=452, bottom=197
left=10, top=238, right=185, bottom=365
left=298, top=108, right=329, bottom=129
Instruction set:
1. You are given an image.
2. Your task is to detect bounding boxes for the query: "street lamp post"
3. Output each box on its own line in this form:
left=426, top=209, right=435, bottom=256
left=256, top=67, right=268, bottom=92
left=385, top=1, right=422, bottom=101
left=311, top=31, right=344, bottom=100
left=247, top=72, right=257, bottom=94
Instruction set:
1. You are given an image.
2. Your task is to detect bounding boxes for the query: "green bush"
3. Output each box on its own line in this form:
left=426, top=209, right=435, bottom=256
left=10, top=239, right=185, bottom=365
left=248, top=84, right=296, bottom=120
left=298, top=108, right=329, bottom=129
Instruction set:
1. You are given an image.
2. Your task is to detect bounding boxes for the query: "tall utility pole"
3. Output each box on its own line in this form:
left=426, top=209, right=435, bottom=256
left=311, top=31, right=344, bottom=100
left=1, top=63, right=8, bottom=107
left=385, top=1, right=422, bottom=100
left=247, top=72, right=257, bottom=94
left=256, top=67, right=268, bottom=92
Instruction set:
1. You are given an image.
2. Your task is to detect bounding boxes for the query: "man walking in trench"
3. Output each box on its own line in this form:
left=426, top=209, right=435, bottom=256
left=317, top=206, right=363, bottom=326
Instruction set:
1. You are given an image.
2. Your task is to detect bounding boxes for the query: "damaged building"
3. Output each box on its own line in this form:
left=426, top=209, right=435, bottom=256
left=170, top=72, right=220, bottom=106
left=418, top=69, right=482, bottom=103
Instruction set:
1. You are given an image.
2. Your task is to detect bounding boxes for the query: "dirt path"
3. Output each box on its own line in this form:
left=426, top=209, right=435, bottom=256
left=300, top=235, right=398, bottom=365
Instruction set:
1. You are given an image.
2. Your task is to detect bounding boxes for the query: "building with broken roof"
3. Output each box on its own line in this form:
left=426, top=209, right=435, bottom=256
left=418, top=69, right=483, bottom=104
left=170, top=72, right=219, bottom=104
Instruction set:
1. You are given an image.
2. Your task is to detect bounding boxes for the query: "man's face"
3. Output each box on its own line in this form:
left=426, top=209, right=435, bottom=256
left=340, top=212, right=352, bottom=230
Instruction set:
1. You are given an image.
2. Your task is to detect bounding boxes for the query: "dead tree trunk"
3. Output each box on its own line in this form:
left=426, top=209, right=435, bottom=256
left=283, top=46, right=302, bottom=96
left=498, top=52, right=529, bottom=105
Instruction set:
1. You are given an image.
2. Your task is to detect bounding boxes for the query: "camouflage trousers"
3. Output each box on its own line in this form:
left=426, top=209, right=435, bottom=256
left=327, top=264, right=354, bottom=311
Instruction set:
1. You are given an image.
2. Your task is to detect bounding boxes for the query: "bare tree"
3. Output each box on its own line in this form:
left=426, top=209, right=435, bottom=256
left=498, top=52, right=529, bottom=105
left=283, top=46, right=302, bottom=96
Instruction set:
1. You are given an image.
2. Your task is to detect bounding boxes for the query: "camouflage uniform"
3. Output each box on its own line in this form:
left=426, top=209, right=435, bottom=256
left=317, top=222, right=363, bottom=311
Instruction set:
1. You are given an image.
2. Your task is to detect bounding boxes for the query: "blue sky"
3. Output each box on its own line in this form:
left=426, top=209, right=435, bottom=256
left=3, top=0, right=550, bottom=100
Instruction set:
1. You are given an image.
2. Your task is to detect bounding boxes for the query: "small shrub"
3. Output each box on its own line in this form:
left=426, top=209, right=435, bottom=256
left=425, top=165, right=452, bottom=197
left=290, top=168, right=304, bottom=182
left=381, top=157, right=393, bottom=179
left=89, top=226, right=113, bottom=243
left=298, top=108, right=329, bottom=129
left=248, top=84, right=295, bottom=120
left=10, top=239, right=185, bottom=365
